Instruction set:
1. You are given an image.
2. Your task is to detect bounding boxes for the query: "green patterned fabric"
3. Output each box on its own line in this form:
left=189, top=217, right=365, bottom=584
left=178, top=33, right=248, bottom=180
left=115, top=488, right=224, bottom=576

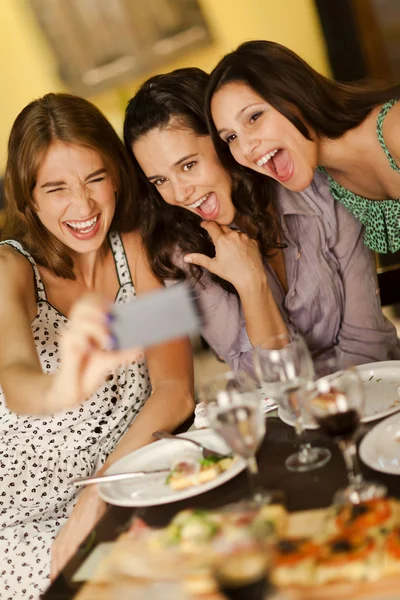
left=377, top=99, right=400, bottom=173
left=318, top=98, right=400, bottom=254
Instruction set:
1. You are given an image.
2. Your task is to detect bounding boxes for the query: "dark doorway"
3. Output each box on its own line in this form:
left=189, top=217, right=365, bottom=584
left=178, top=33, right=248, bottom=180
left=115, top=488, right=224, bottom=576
left=314, top=0, right=400, bottom=83
left=315, top=0, right=400, bottom=280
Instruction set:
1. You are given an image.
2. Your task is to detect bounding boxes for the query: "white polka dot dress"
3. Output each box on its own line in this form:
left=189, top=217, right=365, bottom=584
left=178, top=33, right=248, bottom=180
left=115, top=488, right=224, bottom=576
left=0, top=233, right=151, bottom=599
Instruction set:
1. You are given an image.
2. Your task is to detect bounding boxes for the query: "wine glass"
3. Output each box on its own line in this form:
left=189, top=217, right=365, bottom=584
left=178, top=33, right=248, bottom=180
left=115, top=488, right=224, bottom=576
left=307, top=368, right=387, bottom=504
left=254, top=332, right=331, bottom=472
left=198, top=370, right=267, bottom=504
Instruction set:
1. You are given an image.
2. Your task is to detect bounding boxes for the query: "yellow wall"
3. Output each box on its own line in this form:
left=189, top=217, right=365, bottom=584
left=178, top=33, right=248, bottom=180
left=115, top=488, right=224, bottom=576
left=0, top=0, right=330, bottom=173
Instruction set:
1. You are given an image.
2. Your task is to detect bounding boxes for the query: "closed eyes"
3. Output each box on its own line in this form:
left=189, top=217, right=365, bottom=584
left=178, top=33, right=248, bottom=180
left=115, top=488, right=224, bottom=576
left=46, top=176, right=105, bottom=194
left=46, top=187, right=65, bottom=194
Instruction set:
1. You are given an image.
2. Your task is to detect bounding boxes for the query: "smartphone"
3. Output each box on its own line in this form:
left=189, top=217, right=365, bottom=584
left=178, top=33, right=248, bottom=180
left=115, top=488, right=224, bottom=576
left=111, top=282, right=202, bottom=349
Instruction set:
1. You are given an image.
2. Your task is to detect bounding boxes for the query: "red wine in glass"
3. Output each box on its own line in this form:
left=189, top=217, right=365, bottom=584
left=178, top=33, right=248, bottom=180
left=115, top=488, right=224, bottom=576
left=308, top=371, right=387, bottom=504
left=315, top=409, right=360, bottom=441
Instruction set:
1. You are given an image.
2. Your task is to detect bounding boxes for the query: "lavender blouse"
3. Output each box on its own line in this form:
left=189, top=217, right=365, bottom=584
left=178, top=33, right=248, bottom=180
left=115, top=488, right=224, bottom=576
left=189, top=171, right=400, bottom=372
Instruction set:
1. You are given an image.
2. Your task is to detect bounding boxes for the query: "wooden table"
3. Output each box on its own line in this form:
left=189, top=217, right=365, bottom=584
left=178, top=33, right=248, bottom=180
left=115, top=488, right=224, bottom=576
left=43, top=417, right=400, bottom=599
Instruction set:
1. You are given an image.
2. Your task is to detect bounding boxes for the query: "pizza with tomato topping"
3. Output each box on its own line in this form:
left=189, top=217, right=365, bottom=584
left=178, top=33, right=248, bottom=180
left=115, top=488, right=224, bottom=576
left=334, top=498, right=396, bottom=537
left=316, top=532, right=379, bottom=584
left=272, top=537, right=321, bottom=586
left=383, top=526, right=400, bottom=577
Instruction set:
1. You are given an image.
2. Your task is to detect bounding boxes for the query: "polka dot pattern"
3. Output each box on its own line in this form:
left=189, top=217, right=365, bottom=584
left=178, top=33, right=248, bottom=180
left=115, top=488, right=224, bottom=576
left=0, top=233, right=151, bottom=599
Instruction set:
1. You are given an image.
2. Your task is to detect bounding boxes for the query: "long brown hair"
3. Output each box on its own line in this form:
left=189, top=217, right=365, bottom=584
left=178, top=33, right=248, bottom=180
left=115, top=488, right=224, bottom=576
left=123, top=67, right=282, bottom=294
left=205, top=40, right=400, bottom=165
left=3, top=93, right=138, bottom=279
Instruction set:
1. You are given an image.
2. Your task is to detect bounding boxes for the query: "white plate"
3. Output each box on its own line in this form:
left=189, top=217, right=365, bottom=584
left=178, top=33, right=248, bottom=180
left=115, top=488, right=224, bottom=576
left=359, top=412, right=400, bottom=475
left=98, top=429, right=246, bottom=507
left=278, top=361, right=400, bottom=430
left=194, top=388, right=277, bottom=429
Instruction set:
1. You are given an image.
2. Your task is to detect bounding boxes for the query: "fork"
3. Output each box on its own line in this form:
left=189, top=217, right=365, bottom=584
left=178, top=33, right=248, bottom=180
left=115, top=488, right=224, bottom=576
left=152, top=430, right=228, bottom=459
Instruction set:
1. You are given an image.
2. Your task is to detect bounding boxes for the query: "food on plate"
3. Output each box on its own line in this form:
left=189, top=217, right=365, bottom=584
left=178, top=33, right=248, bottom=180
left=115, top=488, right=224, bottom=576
left=99, top=503, right=287, bottom=596
left=333, top=498, right=396, bottom=537
left=271, top=537, right=320, bottom=586
left=383, top=526, right=400, bottom=576
left=154, top=504, right=288, bottom=552
left=272, top=530, right=380, bottom=586
left=272, top=499, right=400, bottom=589
left=157, top=509, right=221, bottom=550
left=93, top=498, right=400, bottom=596
left=315, top=531, right=379, bottom=584
left=166, top=454, right=237, bottom=490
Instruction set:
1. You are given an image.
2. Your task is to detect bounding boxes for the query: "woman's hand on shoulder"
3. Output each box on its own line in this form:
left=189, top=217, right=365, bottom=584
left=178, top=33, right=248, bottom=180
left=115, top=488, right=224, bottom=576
left=48, top=294, right=142, bottom=411
left=184, top=221, right=266, bottom=292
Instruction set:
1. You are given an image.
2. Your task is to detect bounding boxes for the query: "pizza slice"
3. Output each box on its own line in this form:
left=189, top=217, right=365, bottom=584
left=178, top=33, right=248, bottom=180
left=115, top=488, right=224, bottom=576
left=383, top=526, right=400, bottom=577
left=271, top=537, right=320, bottom=586
left=315, top=531, right=380, bottom=584
left=333, top=498, right=397, bottom=539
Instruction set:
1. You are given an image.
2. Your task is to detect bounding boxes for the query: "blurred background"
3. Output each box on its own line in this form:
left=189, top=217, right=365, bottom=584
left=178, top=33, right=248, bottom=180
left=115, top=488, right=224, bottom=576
left=1, top=0, right=400, bottom=185
left=0, top=0, right=399, bottom=278
left=0, top=0, right=332, bottom=174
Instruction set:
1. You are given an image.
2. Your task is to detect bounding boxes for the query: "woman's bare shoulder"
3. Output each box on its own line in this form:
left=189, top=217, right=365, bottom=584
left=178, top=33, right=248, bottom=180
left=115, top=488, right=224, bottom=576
left=121, top=230, right=162, bottom=290
left=0, top=243, right=32, bottom=273
left=121, top=229, right=144, bottom=251
left=0, top=243, right=35, bottom=295
left=120, top=230, right=146, bottom=268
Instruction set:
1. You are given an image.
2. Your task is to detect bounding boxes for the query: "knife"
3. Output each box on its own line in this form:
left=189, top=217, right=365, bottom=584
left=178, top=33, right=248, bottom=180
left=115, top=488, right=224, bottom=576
left=72, top=469, right=170, bottom=487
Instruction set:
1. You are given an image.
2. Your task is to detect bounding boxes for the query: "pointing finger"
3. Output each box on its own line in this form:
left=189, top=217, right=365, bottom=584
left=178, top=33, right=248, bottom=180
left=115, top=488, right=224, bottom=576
left=184, top=253, right=213, bottom=270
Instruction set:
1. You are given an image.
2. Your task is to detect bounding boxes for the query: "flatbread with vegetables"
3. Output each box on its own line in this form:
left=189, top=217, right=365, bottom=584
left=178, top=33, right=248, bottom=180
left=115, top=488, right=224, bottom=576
left=166, top=455, right=238, bottom=491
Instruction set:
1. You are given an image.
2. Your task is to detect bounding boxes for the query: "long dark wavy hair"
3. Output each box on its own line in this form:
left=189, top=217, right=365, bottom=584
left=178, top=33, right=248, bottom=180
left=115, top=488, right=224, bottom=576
left=205, top=40, right=400, bottom=162
left=124, top=67, right=282, bottom=293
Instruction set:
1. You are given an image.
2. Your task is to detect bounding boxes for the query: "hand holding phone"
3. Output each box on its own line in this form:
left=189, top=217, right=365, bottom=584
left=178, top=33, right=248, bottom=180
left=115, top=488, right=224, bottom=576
left=111, top=283, right=202, bottom=349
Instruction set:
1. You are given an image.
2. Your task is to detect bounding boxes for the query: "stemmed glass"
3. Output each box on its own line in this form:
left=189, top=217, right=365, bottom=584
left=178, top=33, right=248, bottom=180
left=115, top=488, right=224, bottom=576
left=254, top=332, right=331, bottom=472
left=307, top=367, right=387, bottom=504
left=199, top=370, right=267, bottom=504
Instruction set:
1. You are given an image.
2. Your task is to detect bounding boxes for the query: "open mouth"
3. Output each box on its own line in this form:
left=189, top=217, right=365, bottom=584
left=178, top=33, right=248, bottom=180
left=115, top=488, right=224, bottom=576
left=64, top=214, right=100, bottom=236
left=256, top=149, right=279, bottom=168
left=254, top=149, right=293, bottom=183
left=187, top=193, right=211, bottom=210
left=187, top=193, right=219, bottom=219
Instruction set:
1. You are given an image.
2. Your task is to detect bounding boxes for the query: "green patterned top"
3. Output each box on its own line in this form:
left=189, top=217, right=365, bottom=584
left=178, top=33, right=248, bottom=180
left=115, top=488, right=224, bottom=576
left=318, top=98, right=400, bottom=253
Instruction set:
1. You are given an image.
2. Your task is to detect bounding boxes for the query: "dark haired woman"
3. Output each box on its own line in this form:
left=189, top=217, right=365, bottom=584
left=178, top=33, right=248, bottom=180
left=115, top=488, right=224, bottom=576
left=124, top=68, right=399, bottom=381
left=0, top=93, right=193, bottom=598
left=205, top=40, right=400, bottom=254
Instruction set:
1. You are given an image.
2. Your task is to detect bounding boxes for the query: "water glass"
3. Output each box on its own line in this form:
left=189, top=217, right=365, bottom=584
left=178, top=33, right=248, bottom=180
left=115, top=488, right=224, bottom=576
left=199, top=371, right=266, bottom=503
left=254, top=333, right=331, bottom=472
